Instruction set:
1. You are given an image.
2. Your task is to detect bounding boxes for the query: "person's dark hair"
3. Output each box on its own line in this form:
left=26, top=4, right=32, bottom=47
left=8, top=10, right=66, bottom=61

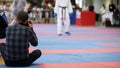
left=89, top=5, right=94, bottom=11
left=16, top=11, right=29, bottom=26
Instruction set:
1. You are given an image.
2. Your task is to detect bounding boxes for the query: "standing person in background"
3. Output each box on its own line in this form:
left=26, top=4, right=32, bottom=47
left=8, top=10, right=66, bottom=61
left=0, top=1, right=10, bottom=22
left=0, top=1, right=9, bottom=39
left=0, top=11, right=42, bottom=66
left=45, top=6, right=50, bottom=24
left=10, top=0, right=27, bottom=25
left=54, top=0, right=73, bottom=36
left=109, top=0, right=116, bottom=12
left=35, top=7, right=41, bottom=23
left=24, top=1, right=31, bottom=13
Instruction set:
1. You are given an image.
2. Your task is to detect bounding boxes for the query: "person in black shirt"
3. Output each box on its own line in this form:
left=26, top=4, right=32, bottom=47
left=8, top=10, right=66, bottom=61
left=0, top=11, right=8, bottom=38
left=109, top=0, right=116, bottom=12
left=113, top=4, right=120, bottom=24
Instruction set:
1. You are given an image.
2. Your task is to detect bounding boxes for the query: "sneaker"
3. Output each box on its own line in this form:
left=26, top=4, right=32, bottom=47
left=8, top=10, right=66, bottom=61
left=65, top=32, right=71, bottom=35
left=58, top=34, right=62, bottom=36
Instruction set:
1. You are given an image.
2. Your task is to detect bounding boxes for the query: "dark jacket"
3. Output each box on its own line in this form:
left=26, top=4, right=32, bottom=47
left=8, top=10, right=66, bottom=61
left=109, top=3, right=116, bottom=12
left=0, top=15, right=8, bottom=38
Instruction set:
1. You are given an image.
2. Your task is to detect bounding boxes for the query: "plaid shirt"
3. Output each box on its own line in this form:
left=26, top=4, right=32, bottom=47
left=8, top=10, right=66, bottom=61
left=5, top=23, right=38, bottom=61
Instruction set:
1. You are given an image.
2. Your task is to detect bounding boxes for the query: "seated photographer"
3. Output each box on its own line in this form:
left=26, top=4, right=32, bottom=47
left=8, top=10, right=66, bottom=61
left=113, top=4, right=120, bottom=24
left=0, top=11, right=42, bottom=66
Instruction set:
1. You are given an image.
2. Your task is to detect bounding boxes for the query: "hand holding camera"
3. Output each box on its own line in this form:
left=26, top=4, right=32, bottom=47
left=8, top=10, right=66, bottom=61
left=24, top=20, right=33, bottom=28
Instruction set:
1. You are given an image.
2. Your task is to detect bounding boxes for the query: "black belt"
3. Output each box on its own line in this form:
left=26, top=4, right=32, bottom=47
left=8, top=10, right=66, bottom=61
left=58, top=6, right=67, bottom=20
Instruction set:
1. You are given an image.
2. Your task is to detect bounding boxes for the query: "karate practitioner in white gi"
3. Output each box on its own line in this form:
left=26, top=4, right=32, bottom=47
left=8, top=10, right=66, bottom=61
left=54, top=0, right=73, bottom=36
left=10, top=0, right=26, bottom=25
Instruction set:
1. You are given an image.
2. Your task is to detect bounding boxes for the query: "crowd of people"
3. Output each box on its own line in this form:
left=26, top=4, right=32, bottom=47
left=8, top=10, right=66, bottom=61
left=0, top=0, right=55, bottom=24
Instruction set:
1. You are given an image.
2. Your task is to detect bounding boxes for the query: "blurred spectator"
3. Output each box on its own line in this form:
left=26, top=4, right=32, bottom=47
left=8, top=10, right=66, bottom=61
left=89, top=4, right=94, bottom=11
left=10, top=0, right=27, bottom=20
left=113, top=4, right=120, bottom=24
left=44, top=6, right=50, bottom=24
left=0, top=1, right=7, bottom=10
left=100, top=4, right=107, bottom=15
left=100, top=4, right=107, bottom=23
left=109, top=0, right=116, bottom=12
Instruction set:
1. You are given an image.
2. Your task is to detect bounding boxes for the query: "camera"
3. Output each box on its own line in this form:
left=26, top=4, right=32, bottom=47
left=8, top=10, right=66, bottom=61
left=23, top=20, right=32, bottom=27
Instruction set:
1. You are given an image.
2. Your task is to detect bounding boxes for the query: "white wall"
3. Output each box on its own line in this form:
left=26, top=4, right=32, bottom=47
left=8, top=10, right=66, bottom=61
left=93, top=0, right=105, bottom=13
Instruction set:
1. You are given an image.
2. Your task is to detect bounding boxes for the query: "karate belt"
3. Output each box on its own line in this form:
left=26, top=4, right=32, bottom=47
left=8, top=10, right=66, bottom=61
left=58, top=6, right=67, bottom=20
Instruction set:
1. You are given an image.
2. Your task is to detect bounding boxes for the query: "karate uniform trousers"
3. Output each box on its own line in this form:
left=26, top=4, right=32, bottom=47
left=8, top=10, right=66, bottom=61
left=54, top=0, right=73, bottom=34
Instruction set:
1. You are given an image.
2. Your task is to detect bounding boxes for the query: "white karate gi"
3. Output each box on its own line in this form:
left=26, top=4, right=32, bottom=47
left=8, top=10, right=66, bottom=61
left=10, top=0, right=26, bottom=20
left=102, top=12, right=113, bottom=25
left=9, top=0, right=26, bottom=25
left=54, top=0, right=73, bottom=34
